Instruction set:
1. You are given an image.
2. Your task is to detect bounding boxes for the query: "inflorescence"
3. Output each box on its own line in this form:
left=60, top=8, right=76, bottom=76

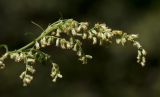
left=0, top=19, right=147, bottom=86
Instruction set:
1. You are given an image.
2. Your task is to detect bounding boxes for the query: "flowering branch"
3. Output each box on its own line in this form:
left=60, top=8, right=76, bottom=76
left=0, top=19, right=147, bottom=86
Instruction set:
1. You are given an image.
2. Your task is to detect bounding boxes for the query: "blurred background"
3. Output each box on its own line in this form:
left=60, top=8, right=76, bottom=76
left=0, top=0, right=160, bottom=97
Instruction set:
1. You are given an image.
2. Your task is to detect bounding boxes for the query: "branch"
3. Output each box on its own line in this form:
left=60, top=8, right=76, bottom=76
left=0, top=19, right=147, bottom=86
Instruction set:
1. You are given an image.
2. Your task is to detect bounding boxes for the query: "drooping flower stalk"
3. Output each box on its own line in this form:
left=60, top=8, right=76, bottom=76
left=0, top=19, right=147, bottom=86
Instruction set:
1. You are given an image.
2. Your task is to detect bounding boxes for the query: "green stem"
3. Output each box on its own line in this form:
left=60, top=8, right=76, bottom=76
left=17, top=20, right=63, bottom=51
left=0, top=44, right=8, bottom=53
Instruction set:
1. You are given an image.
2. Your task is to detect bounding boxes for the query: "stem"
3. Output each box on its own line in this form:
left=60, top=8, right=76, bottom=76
left=0, top=44, right=8, bottom=53
left=17, top=20, right=63, bottom=51
left=17, top=32, right=45, bottom=51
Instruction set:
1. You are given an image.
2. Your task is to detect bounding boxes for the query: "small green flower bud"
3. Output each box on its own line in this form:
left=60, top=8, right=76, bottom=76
left=56, top=38, right=60, bottom=47
left=35, top=41, right=40, bottom=49
left=133, top=41, right=142, bottom=49
left=142, top=49, right=147, bottom=55
left=85, top=55, right=93, bottom=59
left=82, top=33, right=87, bottom=39
left=71, top=28, right=76, bottom=36
left=0, top=61, right=5, bottom=69
left=27, top=58, right=35, bottom=64
left=20, top=71, right=26, bottom=79
left=116, top=39, right=121, bottom=44
left=91, top=29, right=97, bottom=35
left=93, top=37, right=97, bottom=44
left=66, top=42, right=72, bottom=49
left=26, top=65, right=35, bottom=74
left=73, top=44, right=78, bottom=51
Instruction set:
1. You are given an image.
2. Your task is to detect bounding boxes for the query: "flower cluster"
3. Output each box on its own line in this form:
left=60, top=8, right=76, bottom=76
left=134, top=42, right=147, bottom=66
left=115, top=33, right=146, bottom=66
left=0, top=60, right=5, bottom=69
left=10, top=51, right=36, bottom=86
left=50, top=63, right=62, bottom=82
left=0, top=19, right=147, bottom=86
left=0, top=53, right=8, bottom=69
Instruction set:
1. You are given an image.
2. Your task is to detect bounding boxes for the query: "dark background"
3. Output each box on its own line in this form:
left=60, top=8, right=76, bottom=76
left=0, top=0, right=160, bottom=97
